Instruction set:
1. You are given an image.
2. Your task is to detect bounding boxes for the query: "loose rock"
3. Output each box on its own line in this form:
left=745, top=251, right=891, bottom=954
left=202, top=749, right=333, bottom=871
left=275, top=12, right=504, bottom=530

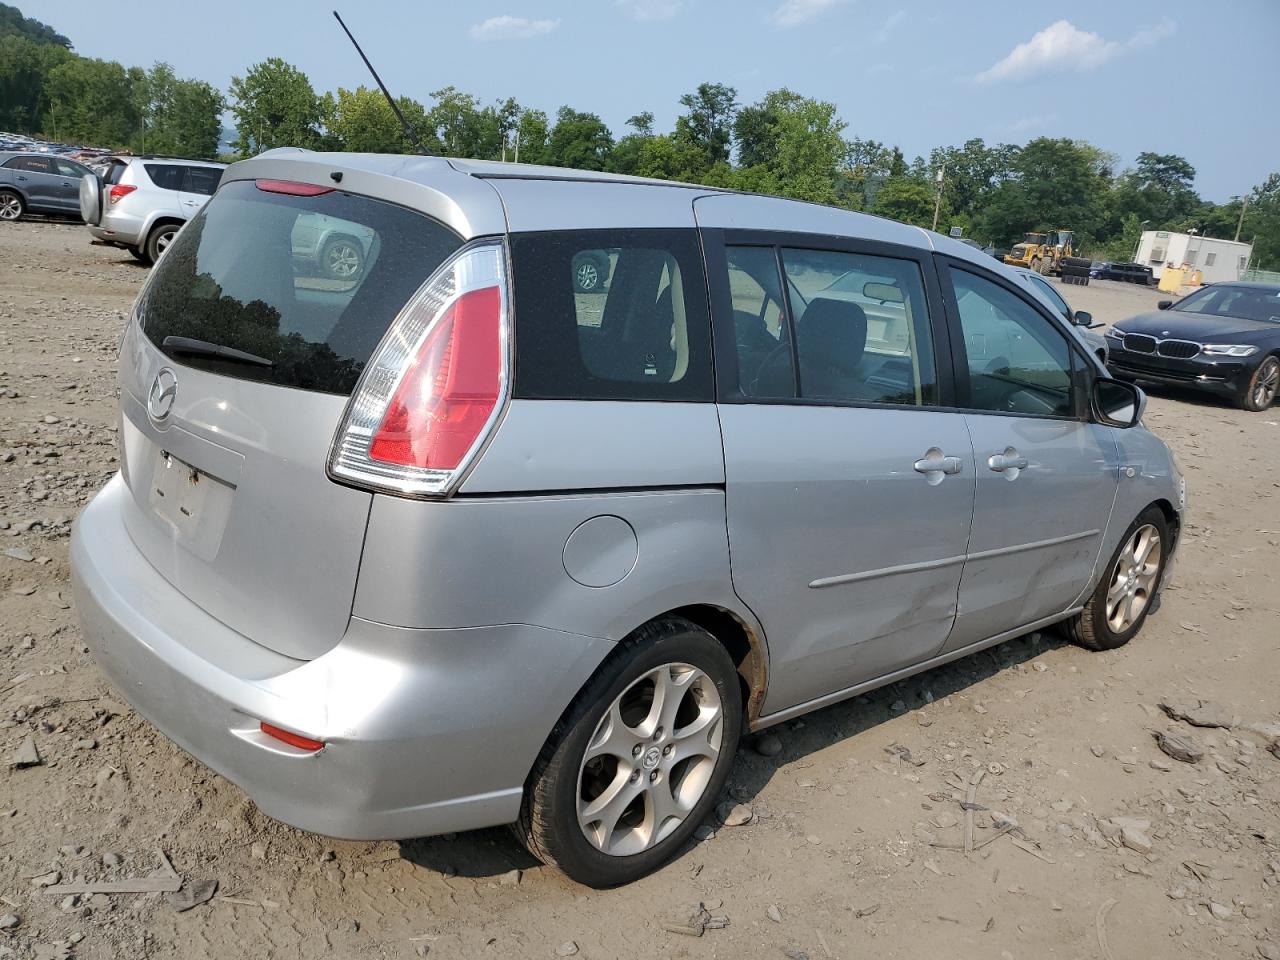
left=1158, top=699, right=1233, bottom=729
left=555, top=942, right=579, bottom=957
left=754, top=734, right=782, bottom=757
left=11, top=735, right=41, bottom=768
left=716, top=802, right=753, bottom=827
left=1154, top=730, right=1203, bottom=764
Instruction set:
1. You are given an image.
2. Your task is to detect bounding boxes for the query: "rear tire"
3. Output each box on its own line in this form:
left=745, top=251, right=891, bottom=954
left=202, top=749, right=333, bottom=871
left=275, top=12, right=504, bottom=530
left=1062, top=506, right=1169, bottom=651
left=1240, top=356, right=1279, bottom=411
left=516, top=616, right=742, bottom=888
left=320, top=235, right=365, bottom=281
left=128, top=246, right=148, bottom=263
left=145, top=223, right=180, bottom=264
left=0, top=189, right=24, bottom=221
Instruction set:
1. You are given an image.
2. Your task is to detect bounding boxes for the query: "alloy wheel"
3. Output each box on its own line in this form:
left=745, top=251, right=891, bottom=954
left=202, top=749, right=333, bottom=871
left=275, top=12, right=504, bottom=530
left=326, top=242, right=361, bottom=279
left=1105, top=523, right=1162, bottom=633
left=576, top=663, right=723, bottom=857
left=0, top=194, right=21, bottom=220
left=1253, top=358, right=1278, bottom=409
left=156, top=230, right=175, bottom=256
left=576, top=262, right=599, bottom=291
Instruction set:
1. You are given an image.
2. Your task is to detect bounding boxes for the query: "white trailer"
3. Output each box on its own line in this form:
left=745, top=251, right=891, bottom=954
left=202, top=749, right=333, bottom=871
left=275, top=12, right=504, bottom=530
left=1135, top=231, right=1252, bottom=284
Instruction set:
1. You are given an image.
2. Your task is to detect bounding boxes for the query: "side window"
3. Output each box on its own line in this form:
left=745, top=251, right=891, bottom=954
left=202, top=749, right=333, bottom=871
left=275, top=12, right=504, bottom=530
left=509, top=229, right=713, bottom=401
left=20, top=156, right=53, bottom=175
left=3, top=156, right=26, bottom=169
left=183, top=167, right=222, bottom=196
left=725, top=246, right=792, bottom=398
left=1030, top=274, right=1071, bottom=321
left=145, top=164, right=185, bottom=190
left=777, top=247, right=937, bottom=406
left=55, top=159, right=85, bottom=178
left=950, top=268, right=1075, bottom=418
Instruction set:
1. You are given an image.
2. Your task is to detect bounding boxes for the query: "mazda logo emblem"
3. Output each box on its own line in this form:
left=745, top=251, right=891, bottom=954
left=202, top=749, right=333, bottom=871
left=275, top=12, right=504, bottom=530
left=148, top=368, right=178, bottom=422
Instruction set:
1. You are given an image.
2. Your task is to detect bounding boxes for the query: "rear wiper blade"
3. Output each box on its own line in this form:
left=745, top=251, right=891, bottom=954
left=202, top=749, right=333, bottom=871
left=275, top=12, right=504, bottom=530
left=162, top=336, right=274, bottom=368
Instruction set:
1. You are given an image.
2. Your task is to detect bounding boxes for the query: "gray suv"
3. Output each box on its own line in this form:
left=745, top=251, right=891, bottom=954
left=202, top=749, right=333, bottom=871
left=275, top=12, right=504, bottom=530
left=72, top=151, right=1184, bottom=887
left=0, top=152, right=93, bottom=220
left=80, top=156, right=226, bottom=263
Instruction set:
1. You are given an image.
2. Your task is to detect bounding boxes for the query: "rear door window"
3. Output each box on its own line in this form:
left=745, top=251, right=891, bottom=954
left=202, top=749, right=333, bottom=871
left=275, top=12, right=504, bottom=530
left=182, top=166, right=223, bottom=196
left=138, top=179, right=461, bottom=395
left=509, top=229, right=713, bottom=401
left=144, top=164, right=185, bottom=190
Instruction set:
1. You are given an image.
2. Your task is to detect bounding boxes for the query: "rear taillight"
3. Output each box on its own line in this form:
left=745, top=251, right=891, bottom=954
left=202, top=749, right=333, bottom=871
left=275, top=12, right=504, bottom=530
left=108, top=184, right=136, bottom=204
left=328, top=240, right=509, bottom=497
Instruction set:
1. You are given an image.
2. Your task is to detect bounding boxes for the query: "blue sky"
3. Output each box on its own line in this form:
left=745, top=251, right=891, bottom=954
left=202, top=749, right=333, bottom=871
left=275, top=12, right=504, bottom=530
left=28, top=0, right=1280, bottom=201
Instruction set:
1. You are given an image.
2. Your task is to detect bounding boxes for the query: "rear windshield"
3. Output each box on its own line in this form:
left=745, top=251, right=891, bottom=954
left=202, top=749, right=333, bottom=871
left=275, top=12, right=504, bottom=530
left=138, top=179, right=461, bottom=394
left=509, top=228, right=714, bottom=401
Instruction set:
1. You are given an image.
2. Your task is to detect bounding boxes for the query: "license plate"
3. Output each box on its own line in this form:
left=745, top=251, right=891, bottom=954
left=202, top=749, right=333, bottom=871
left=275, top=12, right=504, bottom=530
left=149, top=451, right=217, bottom=538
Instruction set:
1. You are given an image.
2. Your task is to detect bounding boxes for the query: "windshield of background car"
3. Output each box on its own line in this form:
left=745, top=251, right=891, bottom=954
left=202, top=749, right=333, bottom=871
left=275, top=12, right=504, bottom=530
left=137, top=179, right=461, bottom=394
left=1176, top=286, right=1280, bottom=324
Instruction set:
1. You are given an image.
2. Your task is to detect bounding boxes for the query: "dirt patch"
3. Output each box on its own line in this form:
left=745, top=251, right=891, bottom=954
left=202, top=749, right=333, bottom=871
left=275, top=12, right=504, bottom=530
left=1, top=221, right=1277, bottom=959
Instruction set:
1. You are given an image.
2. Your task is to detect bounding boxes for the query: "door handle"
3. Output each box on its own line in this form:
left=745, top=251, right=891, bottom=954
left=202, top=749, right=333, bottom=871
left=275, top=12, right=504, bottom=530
left=913, top=449, right=964, bottom=485
left=16, top=176, right=27, bottom=181
left=987, top=449, right=1029, bottom=478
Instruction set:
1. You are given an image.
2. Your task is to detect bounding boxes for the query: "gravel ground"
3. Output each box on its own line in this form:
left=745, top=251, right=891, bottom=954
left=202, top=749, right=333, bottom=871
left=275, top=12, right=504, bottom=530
left=1, top=220, right=1278, bottom=960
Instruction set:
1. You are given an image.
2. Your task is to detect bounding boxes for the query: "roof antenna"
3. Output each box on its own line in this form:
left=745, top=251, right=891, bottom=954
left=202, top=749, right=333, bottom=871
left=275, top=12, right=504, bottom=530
left=332, top=10, right=430, bottom=155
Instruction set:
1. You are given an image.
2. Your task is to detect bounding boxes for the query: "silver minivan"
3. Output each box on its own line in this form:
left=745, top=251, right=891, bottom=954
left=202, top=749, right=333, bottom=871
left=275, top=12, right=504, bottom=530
left=72, top=151, right=1184, bottom=887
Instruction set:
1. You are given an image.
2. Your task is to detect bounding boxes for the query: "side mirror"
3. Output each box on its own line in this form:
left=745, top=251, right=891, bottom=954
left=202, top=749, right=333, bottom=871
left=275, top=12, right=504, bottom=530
left=1072, top=310, right=1093, bottom=327
left=1157, top=300, right=1172, bottom=310
left=1092, top=378, right=1145, bottom=428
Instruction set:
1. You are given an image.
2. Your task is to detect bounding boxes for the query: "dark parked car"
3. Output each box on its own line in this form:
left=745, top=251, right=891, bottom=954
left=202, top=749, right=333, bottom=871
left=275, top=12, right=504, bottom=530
left=1107, top=282, right=1280, bottom=411
left=0, top=151, right=91, bottom=221
left=1098, top=261, right=1154, bottom=285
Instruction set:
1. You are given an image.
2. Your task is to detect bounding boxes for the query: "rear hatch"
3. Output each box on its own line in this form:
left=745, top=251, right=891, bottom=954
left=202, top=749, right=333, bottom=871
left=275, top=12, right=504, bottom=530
left=117, top=178, right=462, bottom=659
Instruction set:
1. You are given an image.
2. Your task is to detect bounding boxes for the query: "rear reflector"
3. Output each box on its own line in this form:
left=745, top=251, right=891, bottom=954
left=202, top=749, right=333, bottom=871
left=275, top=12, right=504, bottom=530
left=328, top=240, right=510, bottom=498
left=260, top=722, right=325, bottom=752
left=108, top=184, right=136, bottom=204
left=255, top=179, right=334, bottom=197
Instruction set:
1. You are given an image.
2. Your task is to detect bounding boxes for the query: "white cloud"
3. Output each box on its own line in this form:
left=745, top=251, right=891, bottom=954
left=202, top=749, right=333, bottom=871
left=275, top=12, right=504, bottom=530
left=617, top=0, right=683, bottom=21
left=469, top=15, right=560, bottom=40
left=872, top=10, right=905, bottom=45
left=771, top=0, right=848, bottom=29
left=975, top=18, right=1176, bottom=84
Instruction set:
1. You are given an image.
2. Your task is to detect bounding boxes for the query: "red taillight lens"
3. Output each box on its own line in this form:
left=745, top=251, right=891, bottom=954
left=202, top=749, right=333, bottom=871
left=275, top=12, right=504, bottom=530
left=328, top=240, right=510, bottom=498
left=368, top=286, right=503, bottom=470
left=108, top=184, right=136, bottom=204
left=256, top=178, right=334, bottom=197
left=260, top=722, right=325, bottom=752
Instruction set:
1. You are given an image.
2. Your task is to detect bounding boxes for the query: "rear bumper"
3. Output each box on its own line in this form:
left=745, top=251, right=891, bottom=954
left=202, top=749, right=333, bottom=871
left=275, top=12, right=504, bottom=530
left=72, top=474, right=613, bottom=840
left=91, top=210, right=144, bottom=246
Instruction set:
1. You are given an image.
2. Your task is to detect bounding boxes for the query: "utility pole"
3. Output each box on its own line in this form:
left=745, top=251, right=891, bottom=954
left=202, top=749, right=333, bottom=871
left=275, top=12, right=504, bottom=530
left=1235, top=196, right=1248, bottom=243
left=931, top=163, right=946, bottom=233
left=513, top=131, right=520, bottom=164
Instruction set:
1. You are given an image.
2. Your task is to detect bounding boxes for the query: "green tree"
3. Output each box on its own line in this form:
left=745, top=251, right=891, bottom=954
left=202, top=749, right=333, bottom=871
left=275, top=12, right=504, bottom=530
left=609, top=112, right=656, bottom=176
left=1244, top=173, right=1280, bottom=270
left=43, top=55, right=140, bottom=145
left=325, top=85, right=433, bottom=154
left=513, top=108, right=549, bottom=164
left=674, top=81, right=737, bottom=171
left=873, top=177, right=941, bottom=228
left=0, top=3, right=70, bottom=46
left=137, top=63, right=224, bottom=157
left=0, top=34, right=71, bottom=132
left=546, top=106, right=613, bottom=171
left=1110, top=151, right=1199, bottom=230
left=927, top=138, right=1017, bottom=225
left=229, top=58, right=325, bottom=154
left=732, top=89, right=846, bottom=204
left=978, top=138, right=1112, bottom=247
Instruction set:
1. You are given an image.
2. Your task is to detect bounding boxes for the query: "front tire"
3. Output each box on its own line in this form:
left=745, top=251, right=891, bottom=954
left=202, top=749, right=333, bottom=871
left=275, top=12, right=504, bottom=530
left=0, top=189, right=24, bottom=221
left=1240, top=356, right=1279, bottom=411
left=517, top=616, right=742, bottom=888
left=1063, top=506, right=1169, bottom=651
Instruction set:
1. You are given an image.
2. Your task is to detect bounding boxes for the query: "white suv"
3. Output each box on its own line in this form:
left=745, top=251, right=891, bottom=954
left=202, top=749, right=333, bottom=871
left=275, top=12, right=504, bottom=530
left=80, top=156, right=226, bottom=263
